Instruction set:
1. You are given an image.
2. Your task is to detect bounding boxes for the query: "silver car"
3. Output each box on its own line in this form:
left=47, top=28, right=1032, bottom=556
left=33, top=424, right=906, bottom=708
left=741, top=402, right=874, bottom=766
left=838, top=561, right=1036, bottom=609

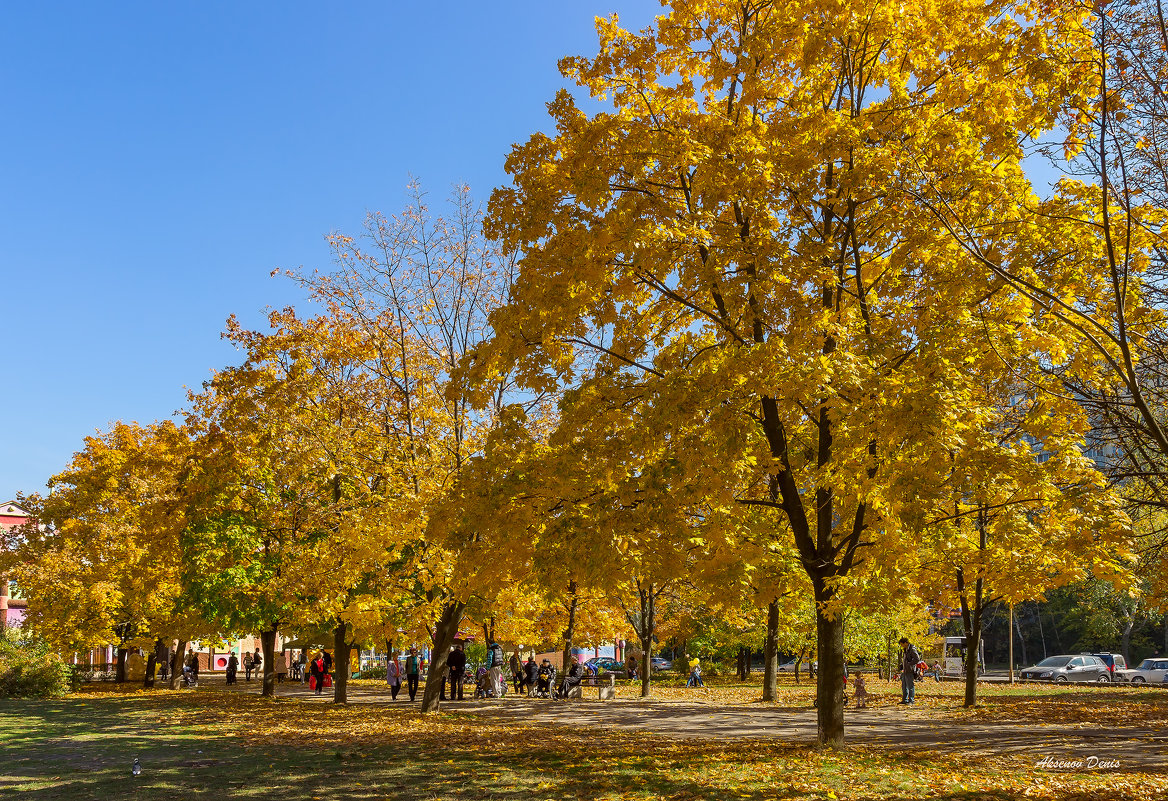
left=1124, top=658, right=1168, bottom=683
left=1019, top=654, right=1111, bottom=683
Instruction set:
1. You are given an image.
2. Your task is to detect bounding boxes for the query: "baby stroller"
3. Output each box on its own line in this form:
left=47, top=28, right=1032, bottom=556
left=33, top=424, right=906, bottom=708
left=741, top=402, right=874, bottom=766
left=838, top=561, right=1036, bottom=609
left=181, top=664, right=198, bottom=688
left=473, top=667, right=494, bottom=699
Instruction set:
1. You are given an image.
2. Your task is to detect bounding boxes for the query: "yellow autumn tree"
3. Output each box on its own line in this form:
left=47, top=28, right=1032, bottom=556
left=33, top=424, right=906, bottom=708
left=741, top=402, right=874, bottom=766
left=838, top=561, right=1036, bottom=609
left=8, top=421, right=206, bottom=686
left=475, top=0, right=1113, bottom=745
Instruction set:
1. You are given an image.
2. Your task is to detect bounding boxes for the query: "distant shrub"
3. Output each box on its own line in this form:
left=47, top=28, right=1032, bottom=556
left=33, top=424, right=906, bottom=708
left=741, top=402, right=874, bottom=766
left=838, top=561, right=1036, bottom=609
left=358, top=664, right=387, bottom=680
left=0, top=631, right=74, bottom=698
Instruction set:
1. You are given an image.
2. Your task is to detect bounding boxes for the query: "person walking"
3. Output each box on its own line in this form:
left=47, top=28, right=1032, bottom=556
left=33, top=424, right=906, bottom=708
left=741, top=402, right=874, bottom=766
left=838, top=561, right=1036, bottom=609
left=486, top=639, right=506, bottom=698
left=686, top=658, right=705, bottom=688
left=899, top=637, right=920, bottom=705
left=386, top=652, right=402, bottom=700
left=447, top=643, right=467, bottom=701
left=309, top=652, right=325, bottom=695
left=252, top=648, right=263, bottom=682
left=405, top=647, right=422, bottom=702
left=298, top=650, right=308, bottom=683
left=225, top=652, right=238, bottom=685
left=508, top=649, right=522, bottom=693
left=243, top=650, right=253, bottom=682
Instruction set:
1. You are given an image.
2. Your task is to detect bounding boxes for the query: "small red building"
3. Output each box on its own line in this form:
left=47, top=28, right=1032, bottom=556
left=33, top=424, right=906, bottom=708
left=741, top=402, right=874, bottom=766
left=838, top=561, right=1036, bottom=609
left=0, top=501, right=30, bottom=628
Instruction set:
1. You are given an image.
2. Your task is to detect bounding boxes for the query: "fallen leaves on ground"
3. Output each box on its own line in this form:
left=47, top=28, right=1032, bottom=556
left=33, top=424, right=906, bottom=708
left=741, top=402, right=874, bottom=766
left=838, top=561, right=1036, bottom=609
left=43, top=682, right=1168, bottom=800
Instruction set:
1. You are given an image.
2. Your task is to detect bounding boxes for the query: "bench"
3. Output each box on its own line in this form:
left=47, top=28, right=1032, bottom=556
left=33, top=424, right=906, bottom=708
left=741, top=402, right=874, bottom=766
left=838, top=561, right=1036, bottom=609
left=564, top=672, right=617, bottom=700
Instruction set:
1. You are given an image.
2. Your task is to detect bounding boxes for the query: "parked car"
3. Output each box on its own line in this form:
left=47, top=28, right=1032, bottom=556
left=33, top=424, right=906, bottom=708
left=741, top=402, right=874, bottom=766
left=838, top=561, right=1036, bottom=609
left=1088, top=652, right=1128, bottom=680
left=777, top=659, right=816, bottom=672
left=650, top=656, right=672, bottom=671
left=583, top=657, right=626, bottom=675
left=1124, top=658, right=1168, bottom=683
left=1019, top=654, right=1111, bottom=682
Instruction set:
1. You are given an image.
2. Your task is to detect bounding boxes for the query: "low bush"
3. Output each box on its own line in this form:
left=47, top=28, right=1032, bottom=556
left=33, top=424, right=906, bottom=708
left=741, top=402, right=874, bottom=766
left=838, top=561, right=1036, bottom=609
left=0, top=630, right=74, bottom=697
left=358, top=664, right=387, bottom=680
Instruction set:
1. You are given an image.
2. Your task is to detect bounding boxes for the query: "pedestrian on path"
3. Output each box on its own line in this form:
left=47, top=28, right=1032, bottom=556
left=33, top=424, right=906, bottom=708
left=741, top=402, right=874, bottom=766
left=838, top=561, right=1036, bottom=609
left=226, top=652, right=238, bottom=685
left=406, top=647, right=422, bottom=701
left=686, top=658, right=705, bottom=688
left=252, top=648, right=263, bottom=682
left=310, top=653, right=326, bottom=695
left=509, top=648, right=522, bottom=693
left=899, top=637, right=919, bottom=705
left=447, top=643, right=467, bottom=701
left=486, top=639, right=506, bottom=698
left=854, top=672, right=869, bottom=708
left=243, top=651, right=253, bottom=681
left=386, top=652, right=402, bottom=700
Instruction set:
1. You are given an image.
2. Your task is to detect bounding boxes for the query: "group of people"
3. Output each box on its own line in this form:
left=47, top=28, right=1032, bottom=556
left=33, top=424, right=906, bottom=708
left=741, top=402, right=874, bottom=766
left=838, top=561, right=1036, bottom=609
left=381, top=641, right=596, bottom=702
left=223, top=648, right=264, bottom=685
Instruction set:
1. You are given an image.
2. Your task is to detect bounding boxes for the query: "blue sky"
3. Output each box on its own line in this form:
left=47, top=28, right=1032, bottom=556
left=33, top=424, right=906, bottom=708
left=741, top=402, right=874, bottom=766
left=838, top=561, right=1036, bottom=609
left=0, top=1, right=660, bottom=500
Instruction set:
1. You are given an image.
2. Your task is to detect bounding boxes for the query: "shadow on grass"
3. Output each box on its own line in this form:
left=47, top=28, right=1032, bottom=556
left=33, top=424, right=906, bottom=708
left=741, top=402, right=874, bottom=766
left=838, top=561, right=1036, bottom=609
left=0, top=693, right=1160, bottom=800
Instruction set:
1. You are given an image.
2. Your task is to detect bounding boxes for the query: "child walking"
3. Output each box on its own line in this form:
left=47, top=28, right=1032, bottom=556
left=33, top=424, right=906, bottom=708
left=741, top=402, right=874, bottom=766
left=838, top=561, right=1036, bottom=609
left=853, top=672, right=869, bottom=709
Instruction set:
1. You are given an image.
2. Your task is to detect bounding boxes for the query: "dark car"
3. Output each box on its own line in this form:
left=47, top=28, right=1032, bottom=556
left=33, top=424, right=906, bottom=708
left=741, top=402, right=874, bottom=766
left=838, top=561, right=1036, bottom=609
left=1088, top=652, right=1127, bottom=679
left=1019, top=654, right=1110, bottom=683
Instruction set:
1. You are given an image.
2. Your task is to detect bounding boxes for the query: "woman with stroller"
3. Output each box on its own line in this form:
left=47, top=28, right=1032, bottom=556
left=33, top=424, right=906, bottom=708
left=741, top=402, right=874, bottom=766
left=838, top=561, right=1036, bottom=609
left=556, top=656, right=584, bottom=699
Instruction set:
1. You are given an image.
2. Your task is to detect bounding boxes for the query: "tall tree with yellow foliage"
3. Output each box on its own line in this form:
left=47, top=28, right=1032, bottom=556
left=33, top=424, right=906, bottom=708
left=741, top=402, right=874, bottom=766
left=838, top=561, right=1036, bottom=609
left=477, top=0, right=1114, bottom=745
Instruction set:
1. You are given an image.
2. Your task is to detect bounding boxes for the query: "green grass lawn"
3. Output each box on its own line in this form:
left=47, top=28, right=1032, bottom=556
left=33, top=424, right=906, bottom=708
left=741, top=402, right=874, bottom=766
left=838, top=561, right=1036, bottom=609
left=2, top=681, right=1165, bottom=800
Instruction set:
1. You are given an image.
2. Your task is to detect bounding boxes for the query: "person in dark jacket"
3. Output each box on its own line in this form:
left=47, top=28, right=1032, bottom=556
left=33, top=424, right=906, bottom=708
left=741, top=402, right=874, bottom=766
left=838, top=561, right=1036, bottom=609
left=447, top=643, right=467, bottom=701
left=557, top=657, right=584, bottom=699
left=521, top=655, right=538, bottom=695
left=405, top=647, right=422, bottom=701
left=899, top=637, right=920, bottom=705
left=225, top=652, right=238, bottom=685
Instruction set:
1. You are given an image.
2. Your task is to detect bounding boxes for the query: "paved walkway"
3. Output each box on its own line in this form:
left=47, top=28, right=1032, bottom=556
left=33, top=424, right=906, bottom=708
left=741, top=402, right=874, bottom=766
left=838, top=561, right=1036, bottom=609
left=248, top=678, right=1167, bottom=771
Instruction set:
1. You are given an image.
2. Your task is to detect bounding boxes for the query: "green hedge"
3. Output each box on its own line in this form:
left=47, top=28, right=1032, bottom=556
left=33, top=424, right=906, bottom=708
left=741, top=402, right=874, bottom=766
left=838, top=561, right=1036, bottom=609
left=0, top=631, right=75, bottom=698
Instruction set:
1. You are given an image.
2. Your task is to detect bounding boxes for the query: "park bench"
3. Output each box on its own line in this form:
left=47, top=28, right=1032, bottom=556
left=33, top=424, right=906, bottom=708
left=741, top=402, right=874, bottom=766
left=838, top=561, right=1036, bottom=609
left=564, top=672, right=617, bottom=700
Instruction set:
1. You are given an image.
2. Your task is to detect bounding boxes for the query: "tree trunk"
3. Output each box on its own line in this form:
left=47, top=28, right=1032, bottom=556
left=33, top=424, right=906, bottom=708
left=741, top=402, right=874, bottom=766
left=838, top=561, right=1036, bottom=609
left=1122, top=618, right=1135, bottom=667
left=1013, top=607, right=1027, bottom=667
left=115, top=647, right=128, bottom=683
left=421, top=600, right=464, bottom=713
left=562, top=580, right=578, bottom=671
left=956, top=516, right=986, bottom=708
left=639, top=583, right=656, bottom=698
left=169, top=640, right=187, bottom=690
left=260, top=627, right=278, bottom=698
left=1035, top=602, right=1047, bottom=659
left=763, top=599, right=779, bottom=701
left=144, top=651, right=157, bottom=688
left=814, top=582, right=845, bottom=748
left=333, top=619, right=353, bottom=704
left=964, top=601, right=983, bottom=708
